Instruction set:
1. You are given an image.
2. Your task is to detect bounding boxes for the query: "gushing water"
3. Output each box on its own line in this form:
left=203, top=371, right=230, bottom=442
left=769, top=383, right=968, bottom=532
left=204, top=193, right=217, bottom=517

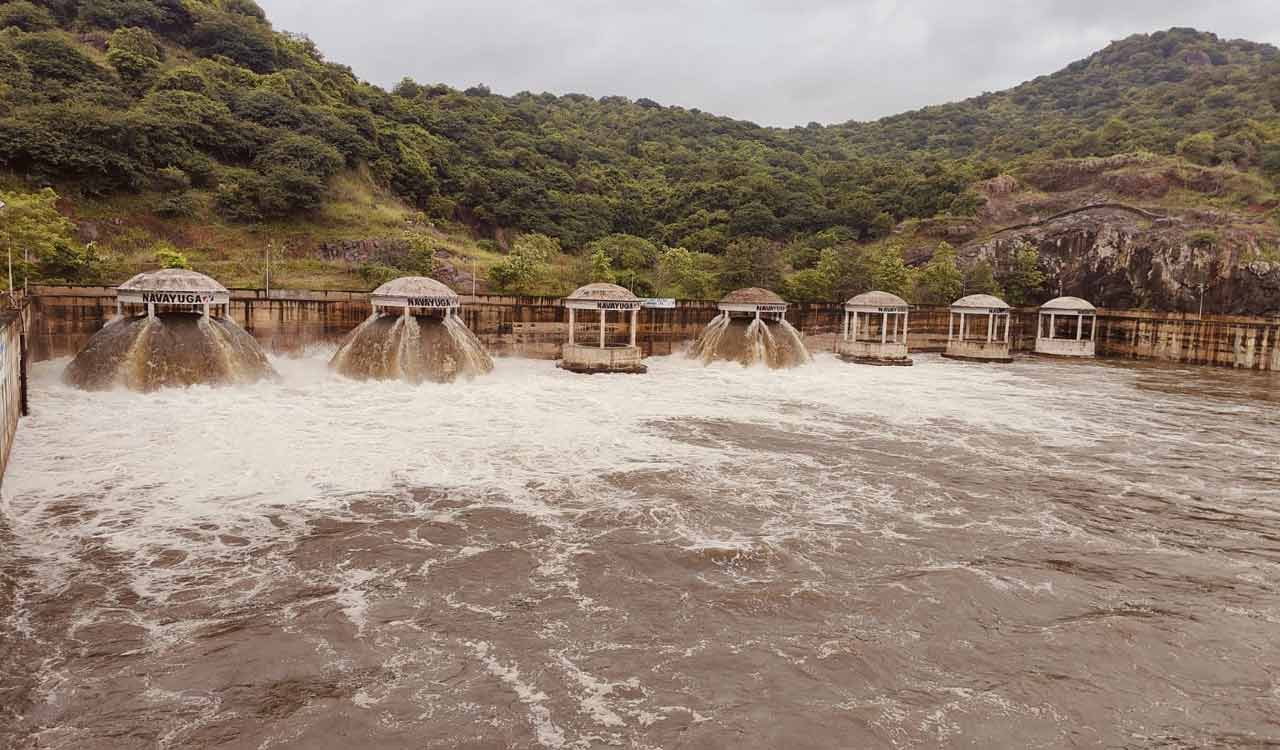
left=330, top=312, right=493, bottom=383
left=62, top=312, right=276, bottom=392
left=5, top=353, right=1280, bottom=748
left=690, top=313, right=812, bottom=368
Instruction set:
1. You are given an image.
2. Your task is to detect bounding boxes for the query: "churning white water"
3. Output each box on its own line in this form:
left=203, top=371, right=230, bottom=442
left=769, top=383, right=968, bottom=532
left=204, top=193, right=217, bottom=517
left=3, top=351, right=1280, bottom=748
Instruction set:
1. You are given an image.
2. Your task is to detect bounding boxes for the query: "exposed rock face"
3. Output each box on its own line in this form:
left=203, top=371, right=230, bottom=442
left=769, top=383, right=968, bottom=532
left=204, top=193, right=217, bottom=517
left=964, top=208, right=1280, bottom=315
left=904, top=158, right=1280, bottom=316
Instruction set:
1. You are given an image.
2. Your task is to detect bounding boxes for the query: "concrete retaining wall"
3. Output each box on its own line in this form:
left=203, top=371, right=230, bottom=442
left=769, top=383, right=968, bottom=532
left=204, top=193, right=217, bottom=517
left=27, top=286, right=1280, bottom=372
left=0, top=304, right=26, bottom=483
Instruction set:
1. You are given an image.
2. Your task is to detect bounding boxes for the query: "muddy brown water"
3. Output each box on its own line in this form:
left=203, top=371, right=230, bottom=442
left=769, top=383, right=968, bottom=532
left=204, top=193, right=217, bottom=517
left=2, top=352, right=1279, bottom=749
left=61, top=312, right=275, bottom=392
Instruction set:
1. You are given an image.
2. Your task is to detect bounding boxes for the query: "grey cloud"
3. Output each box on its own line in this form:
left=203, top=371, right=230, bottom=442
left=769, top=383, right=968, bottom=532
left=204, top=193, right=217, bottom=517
left=258, top=0, right=1280, bottom=126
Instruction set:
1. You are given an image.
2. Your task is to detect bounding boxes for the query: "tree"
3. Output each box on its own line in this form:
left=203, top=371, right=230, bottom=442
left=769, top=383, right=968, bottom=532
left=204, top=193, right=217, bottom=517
left=586, top=233, right=658, bottom=270
left=963, top=259, right=1003, bottom=297
left=0, top=187, right=78, bottom=286
left=1000, top=241, right=1047, bottom=305
left=720, top=236, right=783, bottom=290
left=913, top=241, right=964, bottom=305
left=489, top=233, right=557, bottom=295
left=867, top=243, right=913, bottom=300
left=783, top=268, right=831, bottom=302
left=657, top=246, right=718, bottom=299
left=815, top=245, right=871, bottom=301
left=587, top=246, right=616, bottom=284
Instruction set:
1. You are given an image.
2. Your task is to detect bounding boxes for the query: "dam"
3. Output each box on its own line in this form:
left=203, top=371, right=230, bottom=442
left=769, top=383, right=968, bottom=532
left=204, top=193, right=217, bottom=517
left=1, top=286, right=1279, bottom=748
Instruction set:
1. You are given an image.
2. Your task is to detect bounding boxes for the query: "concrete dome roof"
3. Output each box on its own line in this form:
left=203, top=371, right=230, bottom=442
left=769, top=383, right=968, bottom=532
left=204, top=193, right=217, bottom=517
left=566, top=282, right=638, bottom=302
left=720, top=287, right=785, bottom=305
left=118, top=268, right=227, bottom=293
left=951, top=293, right=1010, bottom=310
left=846, top=290, right=908, bottom=308
left=372, top=276, right=458, bottom=299
left=1040, top=295, right=1096, bottom=312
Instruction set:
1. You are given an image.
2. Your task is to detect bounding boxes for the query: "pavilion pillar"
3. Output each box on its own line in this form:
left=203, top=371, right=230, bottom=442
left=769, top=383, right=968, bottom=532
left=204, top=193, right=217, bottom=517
left=203, top=301, right=210, bottom=318
left=843, top=311, right=850, bottom=341
left=1076, top=313, right=1083, bottom=340
left=630, top=308, right=638, bottom=347
left=902, top=310, right=909, bottom=345
left=568, top=307, right=575, bottom=345
left=987, top=313, right=993, bottom=342
left=147, top=302, right=155, bottom=318
left=959, top=312, right=965, bottom=341
left=881, top=312, right=888, bottom=344
left=599, top=308, right=606, bottom=348
left=948, top=312, right=954, bottom=342
left=1049, top=313, right=1056, bottom=339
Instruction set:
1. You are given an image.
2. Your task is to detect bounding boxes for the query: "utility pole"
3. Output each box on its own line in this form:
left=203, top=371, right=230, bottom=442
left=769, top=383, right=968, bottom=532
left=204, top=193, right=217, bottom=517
left=472, top=256, right=477, bottom=296
left=265, top=239, right=272, bottom=297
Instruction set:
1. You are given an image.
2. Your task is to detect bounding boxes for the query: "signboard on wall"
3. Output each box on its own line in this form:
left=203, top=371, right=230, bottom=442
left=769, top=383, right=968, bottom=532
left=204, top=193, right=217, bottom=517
left=641, top=298, right=676, bottom=309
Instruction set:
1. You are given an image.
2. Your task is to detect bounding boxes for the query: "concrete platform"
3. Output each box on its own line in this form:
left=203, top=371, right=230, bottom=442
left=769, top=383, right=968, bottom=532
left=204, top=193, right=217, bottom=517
left=558, top=343, right=647, bottom=374
left=1035, top=338, right=1096, bottom=357
left=944, top=339, right=1012, bottom=363
left=837, top=339, right=912, bottom=366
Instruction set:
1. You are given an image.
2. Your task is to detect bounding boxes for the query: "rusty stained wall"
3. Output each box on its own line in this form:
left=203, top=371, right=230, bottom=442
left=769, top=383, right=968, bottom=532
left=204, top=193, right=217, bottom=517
left=0, top=307, right=24, bottom=481
left=26, top=286, right=1280, bottom=371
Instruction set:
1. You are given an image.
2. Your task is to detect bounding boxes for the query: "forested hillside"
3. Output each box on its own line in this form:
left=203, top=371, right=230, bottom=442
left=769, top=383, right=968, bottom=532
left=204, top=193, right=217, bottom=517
left=0, top=0, right=1277, bottom=310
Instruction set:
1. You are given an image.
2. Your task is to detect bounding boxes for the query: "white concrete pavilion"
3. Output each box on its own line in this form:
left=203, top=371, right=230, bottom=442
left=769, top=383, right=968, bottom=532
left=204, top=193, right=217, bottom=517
left=559, top=283, right=646, bottom=374
left=1035, top=296, right=1097, bottom=357
left=837, top=291, right=913, bottom=366
left=116, top=268, right=231, bottom=319
left=944, top=294, right=1013, bottom=363
left=370, top=276, right=461, bottom=319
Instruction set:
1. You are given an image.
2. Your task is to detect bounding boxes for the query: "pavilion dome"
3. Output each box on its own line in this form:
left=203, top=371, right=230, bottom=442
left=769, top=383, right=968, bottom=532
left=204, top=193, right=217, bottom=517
left=1040, top=296, right=1096, bottom=312
left=566, top=282, right=638, bottom=302
left=720, top=287, right=785, bottom=306
left=118, top=268, right=227, bottom=294
left=372, top=276, right=458, bottom=300
left=951, top=293, right=1010, bottom=310
left=846, top=291, right=908, bottom=308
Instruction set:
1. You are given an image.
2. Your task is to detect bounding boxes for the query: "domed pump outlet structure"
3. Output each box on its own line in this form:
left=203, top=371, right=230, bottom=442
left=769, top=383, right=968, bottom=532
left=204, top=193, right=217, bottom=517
left=558, top=283, right=646, bottom=374
left=1035, top=296, right=1097, bottom=357
left=838, top=291, right=913, bottom=366
left=690, top=287, right=811, bottom=368
left=63, top=269, right=276, bottom=391
left=330, top=276, right=493, bottom=383
left=944, top=294, right=1013, bottom=363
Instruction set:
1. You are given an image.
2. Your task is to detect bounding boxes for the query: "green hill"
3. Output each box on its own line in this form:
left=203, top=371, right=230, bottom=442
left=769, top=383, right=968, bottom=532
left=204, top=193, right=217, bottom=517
left=0, top=2, right=1276, bottom=308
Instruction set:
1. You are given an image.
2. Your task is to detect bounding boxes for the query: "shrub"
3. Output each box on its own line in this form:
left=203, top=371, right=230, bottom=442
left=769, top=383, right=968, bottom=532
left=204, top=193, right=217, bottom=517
left=105, top=45, right=158, bottom=84
left=14, top=34, right=101, bottom=82
left=253, top=133, right=343, bottom=178
left=0, top=1, right=56, bottom=31
left=188, top=13, right=276, bottom=73
left=152, top=66, right=211, bottom=94
left=155, top=191, right=199, bottom=218
left=154, top=243, right=190, bottom=269
left=107, top=26, right=161, bottom=58
left=153, top=165, right=190, bottom=192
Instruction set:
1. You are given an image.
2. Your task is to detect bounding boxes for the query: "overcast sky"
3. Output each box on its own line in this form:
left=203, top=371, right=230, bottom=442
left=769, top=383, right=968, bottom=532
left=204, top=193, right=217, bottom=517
left=257, top=0, right=1279, bottom=127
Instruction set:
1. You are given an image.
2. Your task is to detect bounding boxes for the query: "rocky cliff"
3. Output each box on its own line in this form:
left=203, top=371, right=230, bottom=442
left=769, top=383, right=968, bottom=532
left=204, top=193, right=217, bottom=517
left=906, top=155, right=1280, bottom=314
